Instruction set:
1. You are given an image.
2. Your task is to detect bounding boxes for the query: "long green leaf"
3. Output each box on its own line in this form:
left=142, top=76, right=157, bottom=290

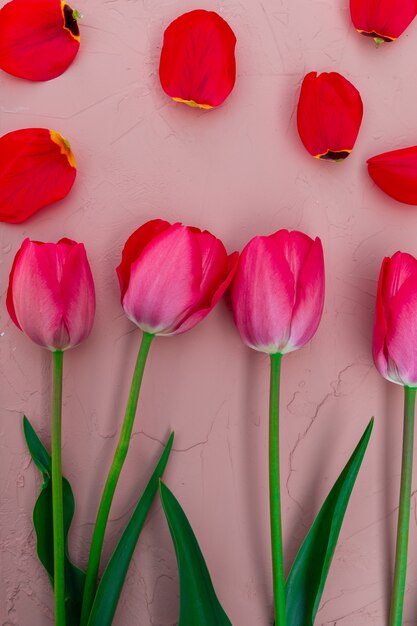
left=159, top=481, right=233, bottom=626
left=285, top=417, right=374, bottom=626
left=87, top=432, right=174, bottom=626
left=23, top=416, right=86, bottom=626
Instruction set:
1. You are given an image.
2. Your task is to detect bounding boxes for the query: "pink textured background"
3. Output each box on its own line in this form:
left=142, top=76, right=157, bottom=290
left=1, top=0, right=417, bottom=624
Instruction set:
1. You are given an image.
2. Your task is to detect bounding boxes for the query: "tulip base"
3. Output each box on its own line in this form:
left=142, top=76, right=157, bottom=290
left=389, top=386, right=416, bottom=626
left=269, top=353, right=287, bottom=626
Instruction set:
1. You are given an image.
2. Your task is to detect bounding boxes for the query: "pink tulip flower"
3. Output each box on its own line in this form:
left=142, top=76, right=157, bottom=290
left=373, top=252, right=417, bottom=387
left=117, top=219, right=238, bottom=335
left=7, top=237, right=95, bottom=351
left=231, top=229, right=325, bottom=354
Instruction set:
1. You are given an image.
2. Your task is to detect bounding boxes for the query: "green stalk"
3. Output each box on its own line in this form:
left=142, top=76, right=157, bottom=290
left=52, top=350, right=66, bottom=626
left=389, top=385, right=416, bottom=626
left=269, top=353, right=287, bottom=626
left=80, top=331, right=154, bottom=626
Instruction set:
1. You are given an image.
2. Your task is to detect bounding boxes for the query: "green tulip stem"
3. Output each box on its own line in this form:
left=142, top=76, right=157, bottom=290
left=80, top=331, right=154, bottom=626
left=389, top=385, right=416, bottom=626
left=269, top=353, right=287, bottom=626
left=52, top=350, right=66, bottom=626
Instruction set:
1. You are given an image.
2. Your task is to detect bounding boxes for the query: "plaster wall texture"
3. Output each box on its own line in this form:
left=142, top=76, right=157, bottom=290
left=1, top=0, right=417, bottom=624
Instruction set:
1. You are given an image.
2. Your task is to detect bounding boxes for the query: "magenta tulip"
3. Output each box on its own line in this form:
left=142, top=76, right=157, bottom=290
left=7, top=237, right=95, bottom=623
left=231, top=229, right=325, bottom=354
left=79, top=219, right=237, bottom=619
left=373, top=251, right=417, bottom=387
left=231, top=228, right=325, bottom=623
left=7, top=237, right=95, bottom=351
left=373, top=253, right=417, bottom=624
left=116, top=219, right=238, bottom=335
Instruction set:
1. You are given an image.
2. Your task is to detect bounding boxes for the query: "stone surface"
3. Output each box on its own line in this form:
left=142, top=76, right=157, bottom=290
left=1, top=0, right=417, bottom=624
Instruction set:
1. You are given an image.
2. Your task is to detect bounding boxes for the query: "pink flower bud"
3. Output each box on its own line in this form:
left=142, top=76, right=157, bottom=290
left=231, top=229, right=325, bottom=354
left=117, top=219, right=238, bottom=336
left=373, top=252, right=417, bottom=387
left=7, top=238, right=95, bottom=351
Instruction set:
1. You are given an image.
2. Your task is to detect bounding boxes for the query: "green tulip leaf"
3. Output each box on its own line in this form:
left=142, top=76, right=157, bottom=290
left=159, top=481, right=233, bottom=626
left=23, top=415, right=86, bottom=626
left=285, top=417, right=374, bottom=626
left=87, top=432, right=174, bottom=626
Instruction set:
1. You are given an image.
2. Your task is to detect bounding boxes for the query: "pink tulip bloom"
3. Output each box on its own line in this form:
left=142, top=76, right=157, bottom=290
left=117, top=219, right=238, bottom=335
left=231, top=229, right=325, bottom=354
left=7, top=238, right=95, bottom=351
left=373, top=252, right=417, bottom=387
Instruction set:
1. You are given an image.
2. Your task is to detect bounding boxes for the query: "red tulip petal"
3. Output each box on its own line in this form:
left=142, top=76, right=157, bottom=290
left=194, top=230, right=229, bottom=302
left=367, top=146, right=417, bottom=205
left=372, top=256, right=390, bottom=380
left=386, top=271, right=417, bottom=385
left=6, top=238, right=27, bottom=330
left=116, top=219, right=171, bottom=300
left=0, top=128, right=77, bottom=223
left=231, top=235, right=295, bottom=353
left=0, top=0, right=80, bottom=81
left=297, top=72, right=363, bottom=161
left=350, top=0, right=417, bottom=42
left=288, top=236, right=325, bottom=352
left=61, top=242, right=96, bottom=346
left=176, top=251, right=239, bottom=335
left=122, top=225, right=202, bottom=334
left=159, top=9, right=236, bottom=109
left=270, top=229, right=313, bottom=282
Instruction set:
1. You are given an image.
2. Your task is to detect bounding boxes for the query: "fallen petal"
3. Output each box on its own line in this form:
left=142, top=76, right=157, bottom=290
left=0, top=128, right=77, bottom=223
left=159, top=9, right=236, bottom=109
left=367, top=146, right=417, bottom=205
left=0, top=0, right=80, bottom=81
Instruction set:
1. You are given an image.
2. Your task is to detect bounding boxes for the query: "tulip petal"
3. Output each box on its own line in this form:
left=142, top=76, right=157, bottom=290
left=0, top=128, right=76, bottom=223
left=372, top=257, right=390, bottom=381
left=368, top=146, right=417, bottom=205
left=386, top=271, right=417, bottom=385
left=122, top=225, right=202, bottom=334
left=159, top=9, right=236, bottom=109
left=231, top=236, right=295, bottom=353
left=0, top=0, right=80, bottom=81
left=350, top=0, right=417, bottom=41
left=176, top=251, right=239, bottom=334
left=271, top=229, right=313, bottom=284
left=373, top=252, right=417, bottom=385
left=297, top=72, right=363, bottom=160
left=287, top=237, right=325, bottom=353
left=194, top=230, right=229, bottom=302
left=381, top=251, right=417, bottom=306
left=116, top=219, right=171, bottom=300
left=61, top=241, right=96, bottom=347
left=6, top=240, right=25, bottom=330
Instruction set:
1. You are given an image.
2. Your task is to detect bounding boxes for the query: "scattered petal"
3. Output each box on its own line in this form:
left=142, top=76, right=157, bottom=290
left=159, top=9, right=236, bottom=109
left=0, top=0, right=80, bottom=81
left=350, top=0, right=417, bottom=43
left=0, top=128, right=77, bottom=223
left=297, top=72, right=363, bottom=161
left=368, top=146, right=417, bottom=205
